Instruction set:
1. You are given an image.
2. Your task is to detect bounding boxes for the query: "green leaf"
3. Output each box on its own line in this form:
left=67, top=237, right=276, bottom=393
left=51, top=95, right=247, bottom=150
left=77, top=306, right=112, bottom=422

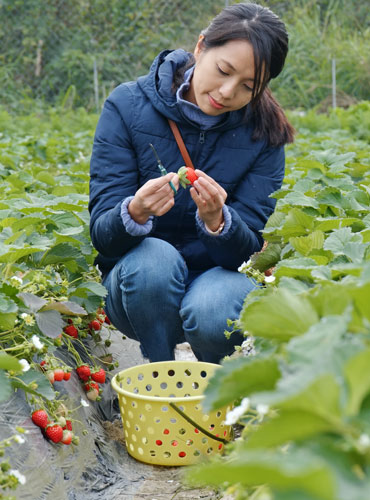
left=0, top=352, right=22, bottom=371
left=315, top=217, right=360, bottom=232
left=11, top=370, right=55, bottom=400
left=245, top=409, right=335, bottom=449
left=203, top=355, right=280, bottom=412
left=0, top=371, right=13, bottom=403
left=240, top=288, right=319, bottom=341
left=275, top=258, right=318, bottom=280
left=0, top=293, right=18, bottom=330
left=18, top=292, right=47, bottom=312
left=35, top=310, right=65, bottom=337
left=283, top=192, right=319, bottom=209
left=35, top=171, right=56, bottom=186
left=289, top=231, right=325, bottom=256
left=323, top=228, right=358, bottom=254
left=250, top=243, right=282, bottom=272
left=0, top=246, right=45, bottom=263
left=41, top=301, right=87, bottom=316
left=40, top=242, right=81, bottom=265
left=283, top=208, right=315, bottom=238
left=187, top=448, right=336, bottom=500
left=344, top=348, right=370, bottom=416
left=74, top=281, right=107, bottom=297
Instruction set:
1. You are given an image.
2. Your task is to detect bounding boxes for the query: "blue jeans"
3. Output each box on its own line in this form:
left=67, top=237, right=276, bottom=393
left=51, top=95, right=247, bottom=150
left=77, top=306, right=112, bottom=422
left=102, top=238, right=256, bottom=363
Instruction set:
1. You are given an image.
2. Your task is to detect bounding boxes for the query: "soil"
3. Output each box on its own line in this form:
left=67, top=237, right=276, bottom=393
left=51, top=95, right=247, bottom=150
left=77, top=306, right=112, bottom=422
left=4, top=333, right=223, bottom=500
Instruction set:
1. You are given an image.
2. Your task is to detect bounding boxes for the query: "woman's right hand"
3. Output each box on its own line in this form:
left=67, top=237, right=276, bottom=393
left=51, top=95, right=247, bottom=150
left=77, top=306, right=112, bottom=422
left=128, top=173, right=179, bottom=224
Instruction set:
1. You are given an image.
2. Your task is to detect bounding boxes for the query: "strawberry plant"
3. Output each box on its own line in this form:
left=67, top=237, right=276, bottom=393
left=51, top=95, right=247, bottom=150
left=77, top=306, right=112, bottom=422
left=0, top=106, right=118, bottom=496
left=188, top=102, right=370, bottom=500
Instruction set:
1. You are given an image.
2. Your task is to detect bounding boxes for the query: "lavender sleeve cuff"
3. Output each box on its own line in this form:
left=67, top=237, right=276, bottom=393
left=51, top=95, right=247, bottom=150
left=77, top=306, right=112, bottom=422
left=120, top=196, right=154, bottom=236
left=196, top=205, right=232, bottom=237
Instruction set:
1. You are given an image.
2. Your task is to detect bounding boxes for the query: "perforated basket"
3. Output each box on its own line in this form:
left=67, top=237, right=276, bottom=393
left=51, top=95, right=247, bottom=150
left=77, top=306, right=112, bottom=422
left=111, top=361, right=233, bottom=466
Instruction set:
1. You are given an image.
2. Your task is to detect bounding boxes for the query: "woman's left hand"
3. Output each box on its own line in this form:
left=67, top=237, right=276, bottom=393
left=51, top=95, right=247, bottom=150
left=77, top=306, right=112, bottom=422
left=190, top=170, right=227, bottom=231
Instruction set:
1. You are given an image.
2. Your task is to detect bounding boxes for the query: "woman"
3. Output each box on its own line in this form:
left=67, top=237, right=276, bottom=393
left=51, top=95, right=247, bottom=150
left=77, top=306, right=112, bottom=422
left=89, top=2, right=294, bottom=363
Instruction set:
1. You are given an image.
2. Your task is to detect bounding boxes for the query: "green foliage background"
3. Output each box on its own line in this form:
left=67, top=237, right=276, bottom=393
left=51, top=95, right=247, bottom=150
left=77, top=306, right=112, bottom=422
left=1, top=0, right=369, bottom=111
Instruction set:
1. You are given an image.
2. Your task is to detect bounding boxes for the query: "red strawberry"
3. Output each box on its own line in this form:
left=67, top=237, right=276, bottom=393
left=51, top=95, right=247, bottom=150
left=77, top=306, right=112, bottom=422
left=177, top=166, right=198, bottom=188
left=45, top=423, right=64, bottom=443
left=63, top=371, right=71, bottom=381
left=84, top=381, right=100, bottom=401
left=61, top=430, right=73, bottom=445
left=64, top=324, right=78, bottom=338
left=91, top=368, right=106, bottom=384
left=31, top=409, right=49, bottom=429
left=53, top=369, right=64, bottom=382
left=105, top=315, right=111, bottom=325
left=76, top=365, right=91, bottom=381
left=88, top=320, right=101, bottom=332
left=63, top=420, right=73, bottom=431
left=84, top=381, right=99, bottom=393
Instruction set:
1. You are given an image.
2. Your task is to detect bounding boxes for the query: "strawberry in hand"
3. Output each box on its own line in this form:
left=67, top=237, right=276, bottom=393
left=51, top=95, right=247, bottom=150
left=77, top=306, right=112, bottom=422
left=177, top=166, right=198, bottom=189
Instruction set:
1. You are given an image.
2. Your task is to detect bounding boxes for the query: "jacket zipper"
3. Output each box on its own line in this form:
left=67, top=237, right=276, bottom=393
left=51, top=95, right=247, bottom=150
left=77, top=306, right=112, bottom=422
left=199, top=131, right=205, bottom=144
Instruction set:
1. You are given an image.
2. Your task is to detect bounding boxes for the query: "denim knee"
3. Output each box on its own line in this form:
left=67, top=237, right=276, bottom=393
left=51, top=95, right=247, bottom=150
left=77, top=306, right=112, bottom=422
left=180, top=267, right=255, bottom=362
left=118, top=237, right=188, bottom=296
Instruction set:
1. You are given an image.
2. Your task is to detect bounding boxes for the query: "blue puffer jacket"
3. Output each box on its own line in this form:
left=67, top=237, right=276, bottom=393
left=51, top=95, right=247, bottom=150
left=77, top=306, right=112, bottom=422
left=89, top=49, right=285, bottom=276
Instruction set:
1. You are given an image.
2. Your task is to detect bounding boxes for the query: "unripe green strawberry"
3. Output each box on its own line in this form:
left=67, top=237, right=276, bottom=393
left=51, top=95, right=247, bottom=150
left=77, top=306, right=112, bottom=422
left=86, top=388, right=100, bottom=401
left=177, top=166, right=198, bottom=189
left=84, top=381, right=99, bottom=393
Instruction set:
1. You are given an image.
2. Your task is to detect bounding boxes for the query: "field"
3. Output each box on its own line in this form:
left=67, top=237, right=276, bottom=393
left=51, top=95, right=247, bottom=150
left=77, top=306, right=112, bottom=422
left=0, top=101, right=370, bottom=499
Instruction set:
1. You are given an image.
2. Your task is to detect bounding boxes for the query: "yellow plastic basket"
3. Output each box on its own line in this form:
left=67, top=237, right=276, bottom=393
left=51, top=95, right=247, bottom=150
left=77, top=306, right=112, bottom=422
left=111, top=360, right=233, bottom=466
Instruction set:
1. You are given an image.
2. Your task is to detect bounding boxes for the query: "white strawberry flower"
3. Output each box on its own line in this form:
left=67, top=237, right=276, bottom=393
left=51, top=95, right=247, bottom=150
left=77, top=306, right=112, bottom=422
left=224, top=398, right=250, bottom=425
left=80, top=398, right=89, bottom=407
left=9, top=469, right=26, bottom=485
left=241, top=336, right=256, bottom=357
left=19, top=359, right=30, bottom=372
left=256, top=403, right=270, bottom=420
left=10, top=275, right=23, bottom=284
left=357, top=433, right=370, bottom=452
left=31, top=335, right=44, bottom=350
left=238, top=259, right=252, bottom=273
left=14, top=435, right=26, bottom=444
left=264, top=275, right=276, bottom=283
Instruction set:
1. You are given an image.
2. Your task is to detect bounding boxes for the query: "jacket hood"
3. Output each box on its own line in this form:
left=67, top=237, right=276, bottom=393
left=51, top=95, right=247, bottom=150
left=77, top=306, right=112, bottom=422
left=137, top=49, right=249, bottom=128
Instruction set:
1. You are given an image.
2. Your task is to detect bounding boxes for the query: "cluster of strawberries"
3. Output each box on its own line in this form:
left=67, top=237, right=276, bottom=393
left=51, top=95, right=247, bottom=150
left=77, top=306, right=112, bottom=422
left=31, top=409, right=78, bottom=445
left=39, top=360, right=71, bottom=383
left=76, top=364, right=106, bottom=401
left=63, top=308, right=111, bottom=340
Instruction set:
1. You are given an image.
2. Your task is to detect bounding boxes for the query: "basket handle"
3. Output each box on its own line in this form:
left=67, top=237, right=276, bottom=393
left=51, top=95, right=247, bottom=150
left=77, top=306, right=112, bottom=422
left=169, top=402, right=230, bottom=445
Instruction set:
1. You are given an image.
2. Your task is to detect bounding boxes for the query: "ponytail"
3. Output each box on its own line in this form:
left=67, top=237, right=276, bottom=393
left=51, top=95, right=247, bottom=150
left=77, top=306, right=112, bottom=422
left=251, top=88, right=295, bottom=147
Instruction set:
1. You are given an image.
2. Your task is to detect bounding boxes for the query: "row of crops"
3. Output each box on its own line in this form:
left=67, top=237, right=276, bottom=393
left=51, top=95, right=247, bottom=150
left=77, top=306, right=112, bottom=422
left=189, top=102, right=370, bottom=500
left=0, top=101, right=369, bottom=499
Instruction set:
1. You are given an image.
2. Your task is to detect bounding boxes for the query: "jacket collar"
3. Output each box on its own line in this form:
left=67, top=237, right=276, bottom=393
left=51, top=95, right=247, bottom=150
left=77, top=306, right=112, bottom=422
left=137, top=49, right=251, bottom=129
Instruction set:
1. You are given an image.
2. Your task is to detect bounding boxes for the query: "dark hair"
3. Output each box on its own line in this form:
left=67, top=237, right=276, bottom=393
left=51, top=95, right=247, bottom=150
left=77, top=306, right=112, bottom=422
left=175, top=2, right=294, bottom=146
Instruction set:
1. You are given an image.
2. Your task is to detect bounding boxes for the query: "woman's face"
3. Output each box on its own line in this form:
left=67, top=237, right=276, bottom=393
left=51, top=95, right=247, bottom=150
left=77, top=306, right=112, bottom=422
left=185, top=37, right=257, bottom=115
